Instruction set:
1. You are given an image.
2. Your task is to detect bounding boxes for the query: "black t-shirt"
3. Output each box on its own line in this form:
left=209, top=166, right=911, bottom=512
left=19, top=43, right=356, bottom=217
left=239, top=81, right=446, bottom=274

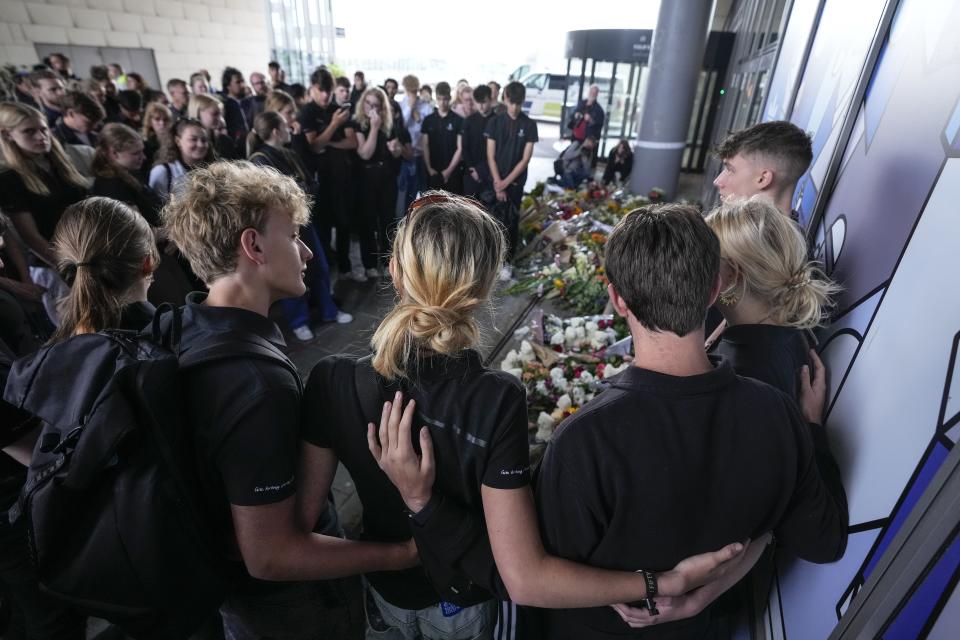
left=535, top=360, right=848, bottom=639
left=358, top=119, right=410, bottom=167
left=712, top=324, right=813, bottom=402
left=176, top=293, right=301, bottom=552
left=91, top=175, right=164, bottom=227
left=0, top=167, right=87, bottom=240
left=301, top=351, right=530, bottom=609
left=249, top=143, right=314, bottom=195
left=421, top=110, right=463, bottom=172
left=484, top=113, right=538, bottom=187
left=298, top=101, right=355, bottom=145
left=462, top=112, right=493, bottom=172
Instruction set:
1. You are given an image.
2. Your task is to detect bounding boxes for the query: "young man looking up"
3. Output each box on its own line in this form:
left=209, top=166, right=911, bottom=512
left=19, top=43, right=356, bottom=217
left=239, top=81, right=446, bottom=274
left=220, top=67, right=251, bottom=149
left=485, top=81, right=538, bottom=258
left=461, top=84, right=495, bottom=198
left=534, top=204, right=848, bottom=638
left=421, top=81, right=463, bottom=194
left=30, top=70, right=65, bottom=127
left=713, top=121, right=813, bottom=219
left=161, top=161, right=417, bottom=636
left=166, top=78, right=190, bottom=119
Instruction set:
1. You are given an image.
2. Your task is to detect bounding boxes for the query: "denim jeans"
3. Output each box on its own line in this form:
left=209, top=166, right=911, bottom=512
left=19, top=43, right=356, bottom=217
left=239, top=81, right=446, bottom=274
left=279, top=223, right=340, bottom=328
left=363, top=583, right=495, bottom=640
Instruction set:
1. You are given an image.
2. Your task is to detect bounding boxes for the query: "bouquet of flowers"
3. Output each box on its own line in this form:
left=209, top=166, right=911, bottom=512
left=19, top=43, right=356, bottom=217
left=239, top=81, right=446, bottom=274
left=500, top=315, right=631, bottom=442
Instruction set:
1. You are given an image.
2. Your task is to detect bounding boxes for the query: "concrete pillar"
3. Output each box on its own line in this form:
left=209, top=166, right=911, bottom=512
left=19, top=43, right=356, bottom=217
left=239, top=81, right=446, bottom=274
left=630, top=0, right=713, bottom=199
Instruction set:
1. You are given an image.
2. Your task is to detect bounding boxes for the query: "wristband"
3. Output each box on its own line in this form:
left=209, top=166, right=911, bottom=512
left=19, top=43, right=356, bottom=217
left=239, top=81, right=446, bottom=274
left=638, top=569, right=659, bottom=616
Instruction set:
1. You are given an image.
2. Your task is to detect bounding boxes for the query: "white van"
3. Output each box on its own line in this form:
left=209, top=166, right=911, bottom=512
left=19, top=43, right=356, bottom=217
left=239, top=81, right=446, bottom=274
left=521, top=72, right=625, bottom=123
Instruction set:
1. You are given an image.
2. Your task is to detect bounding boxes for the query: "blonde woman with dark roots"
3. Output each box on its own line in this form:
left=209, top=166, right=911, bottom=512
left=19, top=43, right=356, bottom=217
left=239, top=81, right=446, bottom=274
left=706, top=195, right=841, bottom=402
left=298, top=193, right=749, bottom=639
left=0, top=102, right=88, bottom=323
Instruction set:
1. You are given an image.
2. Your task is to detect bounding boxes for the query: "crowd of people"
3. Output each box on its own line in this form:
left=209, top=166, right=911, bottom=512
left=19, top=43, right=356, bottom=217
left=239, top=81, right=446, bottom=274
left=0, top=51, right=848, bottom=640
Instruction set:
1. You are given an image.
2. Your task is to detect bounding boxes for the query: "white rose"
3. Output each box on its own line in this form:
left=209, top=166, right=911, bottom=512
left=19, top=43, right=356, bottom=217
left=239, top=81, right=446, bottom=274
left=604, top=362, right=629, bottom=378
left=535, top=380, right=549, bottom=396
left=550, top=331, right=565, bottom=346
left=569, top=317, right=585, bottom=327
left=505, top=367, right=523, bottom=379
left=556, top=394, right=572, bottom=411
left=580, top=371, right=595, bottom=384
left=519, top=340, right=536, bottom=363
left=574, top=327, right=586, bottom=340
left=585, top=321, right=599, bottom=333
left=564, top=326, right=579, bottom=343
left=549, top=367, right=565, bottom=379
left=500, top=350, right=519, bottom=371
left=572, top=386, right=586, bottom=406
left=535, top=412, right=557, bottom=442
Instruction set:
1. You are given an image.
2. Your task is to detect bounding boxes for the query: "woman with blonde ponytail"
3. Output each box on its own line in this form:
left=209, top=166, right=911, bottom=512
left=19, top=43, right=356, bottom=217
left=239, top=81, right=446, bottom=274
left=705, top=194, right=841, bottom=400
left=51, top=197, right=158, bottom=342
left=299, top=193, right=743, bottom=638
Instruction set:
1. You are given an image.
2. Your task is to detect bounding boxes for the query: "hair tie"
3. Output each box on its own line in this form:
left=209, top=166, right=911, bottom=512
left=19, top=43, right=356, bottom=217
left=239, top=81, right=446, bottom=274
left=787, top=271, right=810, bottom=291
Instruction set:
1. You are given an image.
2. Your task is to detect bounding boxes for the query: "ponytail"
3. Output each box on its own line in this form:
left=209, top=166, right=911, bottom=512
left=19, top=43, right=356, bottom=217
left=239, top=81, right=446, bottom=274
left=248, top=111, right=285, bottom=158
left=705, top=195, right=841, bottom=330
left=371, top=193, right=505, bottom=380
left=51, top=197, right=159, bottom=342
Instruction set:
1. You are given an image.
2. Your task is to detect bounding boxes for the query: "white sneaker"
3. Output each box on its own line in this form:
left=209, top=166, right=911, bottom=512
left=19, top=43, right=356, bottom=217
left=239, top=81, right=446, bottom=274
left=348, top=269, right=368, bottom=283
left=335, top=311, right=354, bottom=324
left=498, top=266, right=514, bottom=282
left=292, top=325, right=314, bottom=341
left=365, top=268, right=380, bottom=279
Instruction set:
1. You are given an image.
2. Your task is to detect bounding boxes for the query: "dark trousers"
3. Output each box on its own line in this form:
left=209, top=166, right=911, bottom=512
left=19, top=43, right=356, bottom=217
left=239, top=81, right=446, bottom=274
left=360, top=164, right=398, bottom=269
left=316, top=153, right=353, bottom=273
left=427, top=167, right=463, bottom=195
left=462, top=167, right=490, bottom=199
left=493, top=183, right=523, bottom=259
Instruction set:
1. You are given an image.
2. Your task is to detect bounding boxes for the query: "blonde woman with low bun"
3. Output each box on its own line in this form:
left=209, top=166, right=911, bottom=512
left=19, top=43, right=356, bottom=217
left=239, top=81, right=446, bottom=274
left=706, top=194, right=841, bottom=402
left=298, top=193, right=747, bottom=638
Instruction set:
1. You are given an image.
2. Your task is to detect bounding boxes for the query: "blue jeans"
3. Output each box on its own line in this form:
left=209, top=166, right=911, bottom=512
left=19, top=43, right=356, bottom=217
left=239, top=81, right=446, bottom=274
left=280, top=223, right=339, bottom=328
left=398, top=157, right=428, bottom=213
left=363, top=583, right=495, bottom=640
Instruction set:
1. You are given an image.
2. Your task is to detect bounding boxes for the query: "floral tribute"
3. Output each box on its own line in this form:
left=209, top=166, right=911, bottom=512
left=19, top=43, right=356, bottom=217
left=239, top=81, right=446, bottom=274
left=500, top=314, right=631, bottom=443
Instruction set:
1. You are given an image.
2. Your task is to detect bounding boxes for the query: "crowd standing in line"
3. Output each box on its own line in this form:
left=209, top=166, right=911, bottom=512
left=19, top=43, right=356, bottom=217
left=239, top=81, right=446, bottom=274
left=0, top=54, right=848, bottom=640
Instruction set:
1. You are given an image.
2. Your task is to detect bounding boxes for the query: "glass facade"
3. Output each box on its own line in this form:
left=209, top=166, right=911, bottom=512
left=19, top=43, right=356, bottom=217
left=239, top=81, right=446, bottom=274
left=267, top=0, right=336, bottom=85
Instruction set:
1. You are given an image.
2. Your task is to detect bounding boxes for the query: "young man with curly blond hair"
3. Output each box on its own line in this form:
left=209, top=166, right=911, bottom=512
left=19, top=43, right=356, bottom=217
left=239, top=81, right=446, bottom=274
left=161, top=160, right=417, bottom=637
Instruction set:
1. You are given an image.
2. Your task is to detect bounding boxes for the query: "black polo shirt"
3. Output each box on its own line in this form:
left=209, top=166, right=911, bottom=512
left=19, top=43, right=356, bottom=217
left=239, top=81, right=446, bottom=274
left=301, top=350, right=530, bottom=610
left=298, top=101, right=354, bottom=145
left=712, top=324, right=813, bottom=402
left=0, top=167, right=87, bottom=241
left=177, top=293, right=301, bottom=546
left=484, top=112, right=538, bottom=187
left=421, top=110, right=463, bottom=172
left=535, top=360, right=847, bottom=639
left=462, top=111, right=493, bottom=173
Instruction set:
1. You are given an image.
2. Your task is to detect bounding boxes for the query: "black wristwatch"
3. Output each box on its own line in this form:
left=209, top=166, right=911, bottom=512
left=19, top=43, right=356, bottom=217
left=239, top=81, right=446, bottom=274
left=639, top=569, right=659, bottom=616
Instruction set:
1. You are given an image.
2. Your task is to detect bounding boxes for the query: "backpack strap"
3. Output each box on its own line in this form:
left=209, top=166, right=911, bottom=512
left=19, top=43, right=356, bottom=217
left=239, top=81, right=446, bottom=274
left=163, top=163, right=173, bottom=195
left=180, top=335, right=303, bottom=395
left=353, top=355, right=384, bottom=425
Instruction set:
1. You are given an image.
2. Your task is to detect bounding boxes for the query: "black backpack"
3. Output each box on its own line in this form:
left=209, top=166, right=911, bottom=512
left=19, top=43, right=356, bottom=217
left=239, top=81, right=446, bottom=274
left=2, top=305, right=300, bottom=638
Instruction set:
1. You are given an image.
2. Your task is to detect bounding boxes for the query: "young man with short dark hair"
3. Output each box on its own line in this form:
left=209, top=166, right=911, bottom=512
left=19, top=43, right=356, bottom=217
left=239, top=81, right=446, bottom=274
left=713, top=120, right=813, bottom=218
left=462, top=84, right=495, bottom=198
left=267, top=61, right=290, bottom=94
left=108, top=90, right=142, bottom=129
left=421, top=81, right=463, bottom=194
left=29, top=70, right=65, bottom=127
left=161, top=161, right=417, bottom=637
left=534, top=203, right=848, bottom=638
left=220, top=67, right=251, bottom=150
left=54, top=91, right=105, bottom=148
left=167, top=78, right=190, bottom=119
left=485, top=81, right=537, bottom=259
left=382, top=77, right=402, bottom=121
left=349, top=70, right=366, bottom=108
left=299, top=67, right=358, bottom=278
left=488, top=80, right=505, bottom=116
